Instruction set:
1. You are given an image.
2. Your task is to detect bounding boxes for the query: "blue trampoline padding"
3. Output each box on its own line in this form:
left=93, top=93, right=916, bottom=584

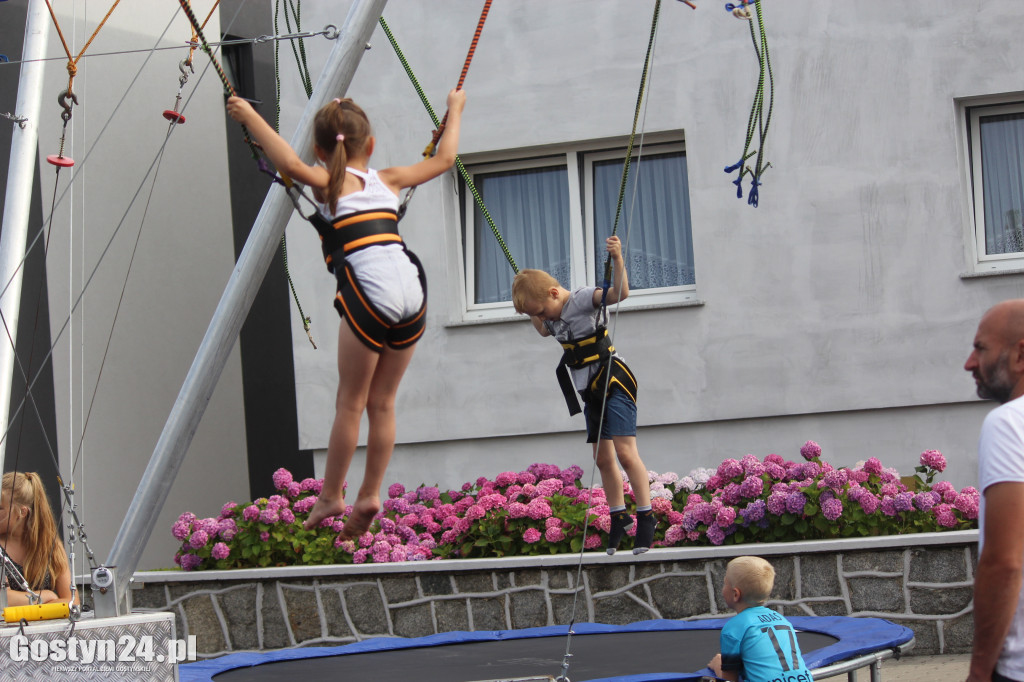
left=179, top=616, right=912, bottom=682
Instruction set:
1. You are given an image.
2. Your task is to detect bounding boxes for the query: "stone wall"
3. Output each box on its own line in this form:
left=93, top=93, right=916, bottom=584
left=106, top=531, right=977, bottom=659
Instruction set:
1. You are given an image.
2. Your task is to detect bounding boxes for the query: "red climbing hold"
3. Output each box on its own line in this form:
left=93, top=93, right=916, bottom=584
left=162, top=109, right=186, bottom=124
left=46, top=154, right=74, bottom=167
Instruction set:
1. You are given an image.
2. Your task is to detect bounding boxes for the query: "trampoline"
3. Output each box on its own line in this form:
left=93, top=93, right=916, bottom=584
left=179, top=616, right=913, bottom=682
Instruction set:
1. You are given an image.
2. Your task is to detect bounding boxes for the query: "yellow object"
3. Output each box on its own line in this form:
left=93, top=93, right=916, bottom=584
left=3, top=602, right=70, bottom=623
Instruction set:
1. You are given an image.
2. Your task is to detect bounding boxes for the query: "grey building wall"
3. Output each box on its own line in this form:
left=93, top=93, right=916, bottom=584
left=281, top=0, right=1020, bottom=493
left=0, top=2, right=250, bottom=571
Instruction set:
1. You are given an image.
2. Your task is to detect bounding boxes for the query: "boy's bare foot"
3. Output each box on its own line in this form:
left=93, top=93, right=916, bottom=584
left=338, top=497, right=380, bottom=540
left=302, top=496, right=346, bottom=530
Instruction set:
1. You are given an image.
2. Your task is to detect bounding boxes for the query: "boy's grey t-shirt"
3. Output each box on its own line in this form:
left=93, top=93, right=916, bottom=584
left=546, top=286, right=622, bottom=391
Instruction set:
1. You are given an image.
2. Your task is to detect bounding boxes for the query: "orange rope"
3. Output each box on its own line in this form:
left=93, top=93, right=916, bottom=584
left=424, top=0, right=492, bottom=156
left=44, top=0, right=123, bottom=94
left=186, top=0, right=221, bottom=68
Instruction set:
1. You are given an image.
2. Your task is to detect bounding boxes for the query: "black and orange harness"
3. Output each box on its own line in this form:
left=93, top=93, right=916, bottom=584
left=310, top=208, right=427, bottom=352
left=553, top=308, right=638, bottom=421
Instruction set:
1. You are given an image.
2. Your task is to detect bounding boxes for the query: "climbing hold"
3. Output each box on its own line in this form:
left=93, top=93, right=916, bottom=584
left=162, top=109, right=186, bottom=124
left=46, top=155, right=74, bottom=167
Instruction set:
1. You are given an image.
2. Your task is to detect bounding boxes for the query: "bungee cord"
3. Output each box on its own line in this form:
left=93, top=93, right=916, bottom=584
left=178, top=0, right=319, bottom=348
left=723, top=0, right=773, bottom=206
left=379, top=12, right=518, bottom=273
left=554, top=3, right=667, bottom=679
left=390, top=0, right=493, bottom=223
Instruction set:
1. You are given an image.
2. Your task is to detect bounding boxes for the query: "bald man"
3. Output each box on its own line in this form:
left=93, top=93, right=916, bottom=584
left=965, top=300, right=1024, bottom=682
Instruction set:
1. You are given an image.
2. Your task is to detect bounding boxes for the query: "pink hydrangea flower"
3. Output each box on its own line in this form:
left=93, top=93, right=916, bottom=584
left=272, top=468, right=293, bottom=490
left=300, top=478, right=322, bottom=494
left=933, top=503, right=958, bottom=528
left=211, top=542, right=230, bottom=560
left=919, top=450, right=946, bottom=472
left=954, top=492, right=979, bottom=519
left=862, top=458, right=883, bottom=475
left=545, top=527, right=566, bottom=543
left=523, top=528, right=542, bottom=544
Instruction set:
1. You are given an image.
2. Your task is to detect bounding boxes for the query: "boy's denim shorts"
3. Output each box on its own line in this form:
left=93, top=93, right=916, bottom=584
left=583, top=387, right=637, bottom=443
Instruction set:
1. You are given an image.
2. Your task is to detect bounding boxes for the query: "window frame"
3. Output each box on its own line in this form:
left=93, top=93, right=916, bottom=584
left=458, top=133, right=697, bottom=322
left=963, top=96, right=1024, bottom=273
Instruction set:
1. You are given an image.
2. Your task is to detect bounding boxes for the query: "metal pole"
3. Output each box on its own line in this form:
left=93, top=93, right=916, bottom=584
left=0, top=0, right=51, bottom=483
left=95, top=0, right=388, bottom=616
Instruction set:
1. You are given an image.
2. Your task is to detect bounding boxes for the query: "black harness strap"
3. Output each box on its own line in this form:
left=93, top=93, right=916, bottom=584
left=555, top=325, right=637, bottom=417
left=311, top=209, right=403, bottom=273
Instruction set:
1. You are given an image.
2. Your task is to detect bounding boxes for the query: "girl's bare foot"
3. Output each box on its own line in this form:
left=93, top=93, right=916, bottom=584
left=303, top=496, right=346, bottom=530
left=339, top=497, right=380, bottom=540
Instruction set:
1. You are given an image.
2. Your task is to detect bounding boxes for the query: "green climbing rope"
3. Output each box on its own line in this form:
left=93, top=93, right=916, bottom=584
left=378, top=16, right=519, bottom=275
left=272, top=0, right=315, bottom=346
left=608, top=0, right=661, bottom=243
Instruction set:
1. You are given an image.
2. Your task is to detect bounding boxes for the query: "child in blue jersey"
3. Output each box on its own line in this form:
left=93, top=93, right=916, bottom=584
left=227, top=89, right=466, bottom=539
left=708, top=556, right=811, bottom=682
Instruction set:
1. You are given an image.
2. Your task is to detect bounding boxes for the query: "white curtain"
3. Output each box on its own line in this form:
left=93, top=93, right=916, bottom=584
left=472, top=166, right=570, bottom=303
left=592, top=152, right=695, bottom=288
left=980, top=113, right=1024, bottom=255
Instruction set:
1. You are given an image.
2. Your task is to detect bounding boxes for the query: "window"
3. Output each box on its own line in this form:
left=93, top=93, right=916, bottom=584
left=967, top=100, right=1024, bottom=271
left=462, top=139, right=696, bottom=320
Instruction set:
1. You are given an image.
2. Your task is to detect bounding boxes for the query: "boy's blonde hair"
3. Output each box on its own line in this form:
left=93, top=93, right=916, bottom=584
left=511, top=269, right=560, bottom=314
left=726, top=556, right=775, bottom=605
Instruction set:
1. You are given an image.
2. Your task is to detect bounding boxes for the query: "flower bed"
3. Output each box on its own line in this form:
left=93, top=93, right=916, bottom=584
left=171, top=442, right=977, bottom=571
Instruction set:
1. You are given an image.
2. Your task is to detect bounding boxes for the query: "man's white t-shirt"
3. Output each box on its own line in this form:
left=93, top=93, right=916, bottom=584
left=978, top=394, right=1024, bottom=680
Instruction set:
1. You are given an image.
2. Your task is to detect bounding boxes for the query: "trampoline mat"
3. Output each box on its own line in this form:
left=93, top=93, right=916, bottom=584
left=210, top=629, right=838, bottom=681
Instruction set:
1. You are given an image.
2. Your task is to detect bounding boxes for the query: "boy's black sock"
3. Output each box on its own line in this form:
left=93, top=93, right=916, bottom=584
left=633, top=509, right=656, bottom=555
left=606, top=510, right=634, bottom=555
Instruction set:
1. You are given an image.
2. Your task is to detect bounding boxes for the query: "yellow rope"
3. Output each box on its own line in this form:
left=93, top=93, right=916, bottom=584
left=44, top=0, right=124, bottom=93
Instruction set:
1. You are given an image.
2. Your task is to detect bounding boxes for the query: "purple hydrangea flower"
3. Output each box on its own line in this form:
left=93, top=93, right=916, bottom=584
left=388, top=483, right=405, bottom=498
left=180, top=553, right=202, bottom=571
left=800, top=440, right=822, bottom=460
left=188, top=529, right=209, bottom=549
left=172, top=518, right=192, bottom=541
left=862, top=458, right=883, bottom=475
left=211, top=542, right=230, bottom=560
left=858, top=494, right=879, bottom=515
left=741, top=500, right=766, bottom=524
left=785, top=492, right=807, bottom=515
left=821, top=498, right=843, bottom=521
